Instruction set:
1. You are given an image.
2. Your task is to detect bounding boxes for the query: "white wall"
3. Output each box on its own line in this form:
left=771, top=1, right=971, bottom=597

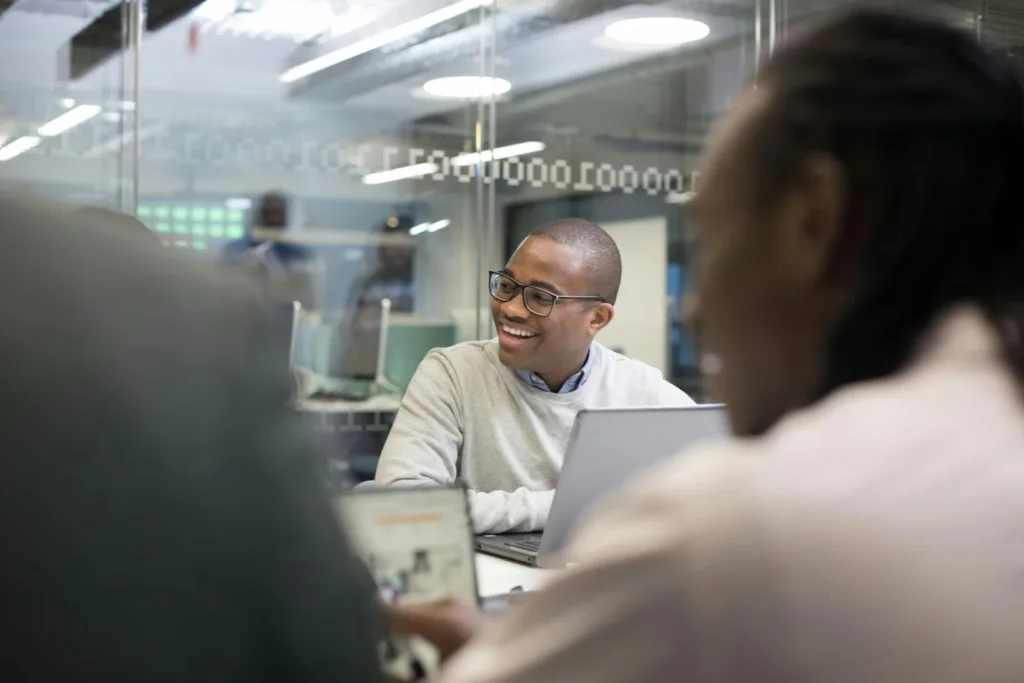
left=596, top=217, right=669, bottom=374
left=412, top=189, right=501, bottom=340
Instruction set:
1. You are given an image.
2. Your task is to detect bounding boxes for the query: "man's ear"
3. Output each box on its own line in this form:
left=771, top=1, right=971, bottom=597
left=778, top=153, right=846, bottom=287
left=589, top=302, right=614, bottom=333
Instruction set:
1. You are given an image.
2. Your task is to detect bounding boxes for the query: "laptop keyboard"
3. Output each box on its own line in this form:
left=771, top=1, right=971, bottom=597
left=506, top=537, right=541, bottom=552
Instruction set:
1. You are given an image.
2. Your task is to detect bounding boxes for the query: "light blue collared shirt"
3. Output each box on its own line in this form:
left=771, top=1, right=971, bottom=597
left=513, top=345, right=595, bottom=393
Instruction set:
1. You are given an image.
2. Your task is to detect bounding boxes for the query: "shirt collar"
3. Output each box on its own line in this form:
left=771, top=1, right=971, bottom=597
left=513, top=345, right=595, bottom=393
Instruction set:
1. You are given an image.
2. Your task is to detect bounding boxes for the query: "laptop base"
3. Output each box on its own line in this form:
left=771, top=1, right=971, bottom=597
left=475, top=533, right=542, bottom=567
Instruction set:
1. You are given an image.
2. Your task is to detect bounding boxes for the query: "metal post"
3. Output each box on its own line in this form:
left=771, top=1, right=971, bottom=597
left=473, top=5, right=485, bottom=340
left=754, top=0, right=762, bottom=72
left=118, top=0, right=129, bottom=212
left=485, top=2, right=497, bottom=341
left=769, top=0, right=777, bottom=55
left=128, top=0, right=142, bottom=215
left=470, top=1, right=499, bottom=340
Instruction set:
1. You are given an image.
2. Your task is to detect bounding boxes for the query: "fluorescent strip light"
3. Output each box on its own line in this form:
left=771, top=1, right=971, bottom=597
left=666, top=191, right=695, bottom=205
left=362, top=162, right=439, bottom=185
left=451, top=141, right=545, bottom=167
left=409, top=219, right=450, bottom=236
left=37, top=104, right=101, bottom=137
left=81, top=124, right=161, bottom=159
left=0, top=136, right=41, bottom=162
left=279, top=0, right=494, bottom=84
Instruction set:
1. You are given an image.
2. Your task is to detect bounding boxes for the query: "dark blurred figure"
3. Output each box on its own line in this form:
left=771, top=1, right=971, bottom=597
left=75, top=205, right=159, bottom=242
left=350, top=243, right=415, bottom=313
left=0, top=197, right=381, bottom=681
left=400, top=8, right=1024, bottom=683
left=222, top=191, right=317, bottom=308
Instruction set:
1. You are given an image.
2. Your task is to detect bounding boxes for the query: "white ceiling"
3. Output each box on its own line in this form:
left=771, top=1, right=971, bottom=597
left=0, top=0, right=749, bottom=133
left=4, top=0, right=1018, bottom=170
left=333, top=4, right=745, bottom=113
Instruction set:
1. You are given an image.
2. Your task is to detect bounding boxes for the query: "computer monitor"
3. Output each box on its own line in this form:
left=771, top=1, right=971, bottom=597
left=331, top=302, right=383, bottom=381
left=329, top=297, right=397, bottom=395
left=250, top=300, right=301, bottom=397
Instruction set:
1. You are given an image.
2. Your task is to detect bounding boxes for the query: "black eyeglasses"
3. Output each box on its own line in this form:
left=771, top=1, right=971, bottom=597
left=488, top=271, right=604, bottom=317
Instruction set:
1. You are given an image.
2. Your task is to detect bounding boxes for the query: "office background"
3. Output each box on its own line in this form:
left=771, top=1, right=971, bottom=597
left=0, top=0, right=1020, bottom=407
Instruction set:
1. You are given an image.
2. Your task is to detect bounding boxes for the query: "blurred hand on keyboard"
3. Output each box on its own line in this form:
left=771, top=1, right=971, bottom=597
left=386, top=598, right=482, bottom=661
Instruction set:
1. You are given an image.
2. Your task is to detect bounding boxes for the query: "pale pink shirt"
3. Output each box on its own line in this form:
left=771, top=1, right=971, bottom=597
left=443, top=308, right=1024, bottom=683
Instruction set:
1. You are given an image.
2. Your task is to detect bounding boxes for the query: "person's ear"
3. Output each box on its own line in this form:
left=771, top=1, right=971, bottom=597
left=588, top=302, right=614, bottom=333
left=777, top=153, right=846, bottom=288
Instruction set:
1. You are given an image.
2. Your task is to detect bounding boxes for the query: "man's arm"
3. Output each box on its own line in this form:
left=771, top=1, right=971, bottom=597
left=376, top=352, right=552, bottom=534
left=376, top=352, right=464, bottom=487
left=657, top=377, right=696, bottom=406
left=467, top=489, right=554, bottom=535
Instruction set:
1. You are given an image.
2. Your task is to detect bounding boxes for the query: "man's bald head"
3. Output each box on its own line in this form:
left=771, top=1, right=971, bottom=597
left=529, top=218, right=621, bottom=304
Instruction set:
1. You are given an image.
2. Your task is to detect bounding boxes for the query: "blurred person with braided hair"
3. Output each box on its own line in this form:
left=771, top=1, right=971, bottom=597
left=394, top=8, right=1024, bottom=683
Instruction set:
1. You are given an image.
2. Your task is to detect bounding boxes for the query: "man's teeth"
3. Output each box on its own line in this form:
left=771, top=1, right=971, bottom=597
left=502, top=324, right=536, bottom=338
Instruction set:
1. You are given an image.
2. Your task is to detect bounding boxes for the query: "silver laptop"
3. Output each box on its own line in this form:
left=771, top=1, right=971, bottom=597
left=475, top=404, right=728, bottom=568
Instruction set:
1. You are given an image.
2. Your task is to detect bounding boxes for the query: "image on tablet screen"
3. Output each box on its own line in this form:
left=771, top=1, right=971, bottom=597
left=336, top=487, right=477, bottom=606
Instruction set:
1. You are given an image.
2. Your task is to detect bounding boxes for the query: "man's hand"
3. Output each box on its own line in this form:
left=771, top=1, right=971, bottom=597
left=386, top=598, right=482, bottom=661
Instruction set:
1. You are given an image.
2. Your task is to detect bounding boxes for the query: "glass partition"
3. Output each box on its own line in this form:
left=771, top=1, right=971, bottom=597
left=133, top=0, right=499, bottom=332
left=491, top=1, right=760, bottom=401
left=0, top=0, right=141, bottom=211
left=2, top=0, right=1022, bottom=417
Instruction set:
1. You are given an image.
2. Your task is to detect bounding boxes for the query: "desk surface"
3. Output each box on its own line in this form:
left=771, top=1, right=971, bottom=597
left=475, top=552, right=554, bottom=598
left=296, top=393, right=403, bottom=413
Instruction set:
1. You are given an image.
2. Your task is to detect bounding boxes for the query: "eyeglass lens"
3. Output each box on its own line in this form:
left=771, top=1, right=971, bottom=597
left=489, top=273, right=556, bottom=316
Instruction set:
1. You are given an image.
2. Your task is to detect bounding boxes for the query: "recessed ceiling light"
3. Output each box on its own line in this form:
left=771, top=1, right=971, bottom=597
left=422, top=76, right=511, bottom=99
left=604, top=17, right=710, bottom=46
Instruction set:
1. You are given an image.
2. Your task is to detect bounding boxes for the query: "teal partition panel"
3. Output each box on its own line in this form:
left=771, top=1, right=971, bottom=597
left=384, top=322, right=459, bottom=392
left=293, top=317, right=457, bottom=395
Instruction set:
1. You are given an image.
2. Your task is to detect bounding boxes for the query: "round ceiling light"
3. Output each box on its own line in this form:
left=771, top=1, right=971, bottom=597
left=604, top=17, right=710, bottom=46
left=422, top=76, right=512, bottom=99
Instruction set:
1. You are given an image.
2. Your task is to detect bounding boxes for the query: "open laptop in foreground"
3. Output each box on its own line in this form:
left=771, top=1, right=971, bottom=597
left=475, top=404, right=728, bottom=568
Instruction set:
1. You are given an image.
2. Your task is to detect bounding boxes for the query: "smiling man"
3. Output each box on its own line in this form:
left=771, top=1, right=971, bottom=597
left=375, top=218, right=693, bottom=534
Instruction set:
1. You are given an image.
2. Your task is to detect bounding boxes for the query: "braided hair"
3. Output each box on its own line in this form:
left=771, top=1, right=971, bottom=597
left=753, top=7, right=1024, bottom=399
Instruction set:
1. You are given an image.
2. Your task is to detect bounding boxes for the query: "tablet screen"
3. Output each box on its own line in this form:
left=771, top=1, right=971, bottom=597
left=335, top=487, right=478, bottom=607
